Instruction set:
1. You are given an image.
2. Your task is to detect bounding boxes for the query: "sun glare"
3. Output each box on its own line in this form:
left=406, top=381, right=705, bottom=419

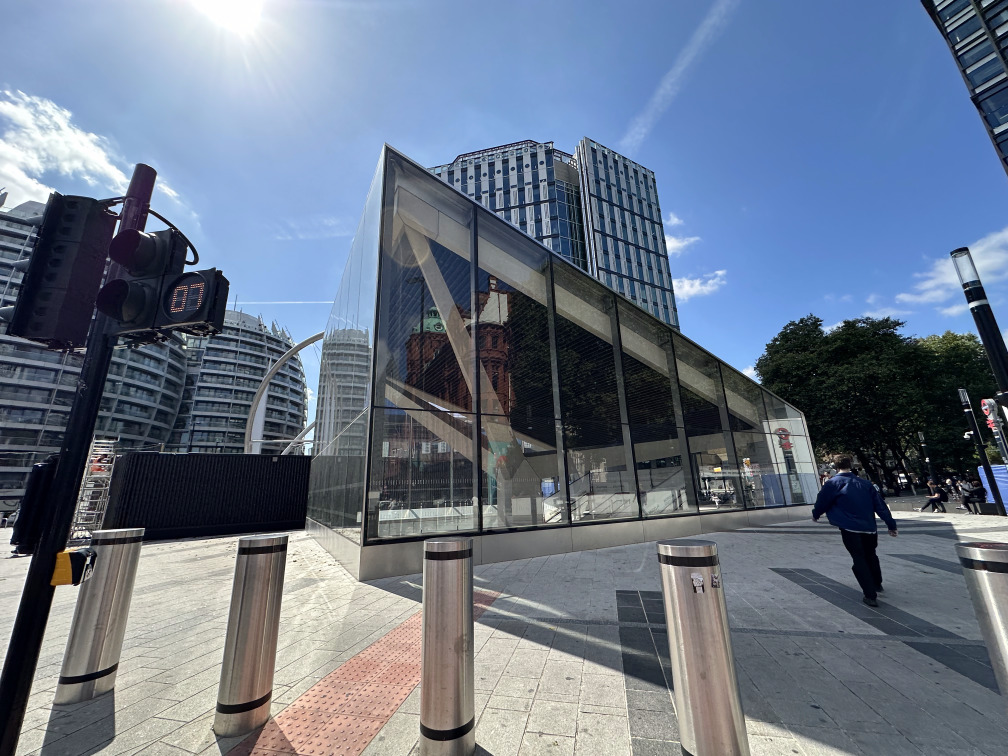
left=195, top=0, right=265, bottom=36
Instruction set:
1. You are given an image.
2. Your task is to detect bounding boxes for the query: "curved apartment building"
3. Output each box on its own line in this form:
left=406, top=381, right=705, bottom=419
left=0, top=201, right=186, bottom=514
left=168, top=310, right=308, bottom=454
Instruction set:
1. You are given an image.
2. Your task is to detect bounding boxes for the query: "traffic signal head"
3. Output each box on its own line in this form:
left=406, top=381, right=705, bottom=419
left=154, top=268, right=229, bottom=335
left=2, top=194, right=116, bottom=349
left=96, top=228, right=186, bottom=332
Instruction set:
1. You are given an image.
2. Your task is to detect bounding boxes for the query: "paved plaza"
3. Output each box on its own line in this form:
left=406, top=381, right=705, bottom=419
left=2, top=502, right=1007, bottom=755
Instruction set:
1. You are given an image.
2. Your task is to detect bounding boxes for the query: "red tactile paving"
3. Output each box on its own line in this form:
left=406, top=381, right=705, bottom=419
left=228, top=588, right=499, bottom=756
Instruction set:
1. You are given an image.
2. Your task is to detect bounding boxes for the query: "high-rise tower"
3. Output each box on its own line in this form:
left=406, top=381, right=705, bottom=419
left=923, top=0, right=1008, bottom=178
left=431, top=137, right=679, bottom=327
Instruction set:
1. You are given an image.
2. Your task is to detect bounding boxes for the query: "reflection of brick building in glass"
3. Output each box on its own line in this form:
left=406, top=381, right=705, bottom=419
left=404, top=278, right=513, bottom=416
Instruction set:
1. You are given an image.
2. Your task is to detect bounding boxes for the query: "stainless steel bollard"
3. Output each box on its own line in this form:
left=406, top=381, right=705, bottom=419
left=657, top=539, right=749, bottom=756
left=213, top=534, right=288, bottom=738
left=420, top=538, right=475, bottom=756
left=54, top=528, right=145, bottom=705
left=956, top=541, right=1008, bottom=706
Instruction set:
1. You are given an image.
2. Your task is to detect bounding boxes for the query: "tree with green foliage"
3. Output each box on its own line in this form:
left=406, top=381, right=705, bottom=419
left=755, top=315, right=998, bottom=489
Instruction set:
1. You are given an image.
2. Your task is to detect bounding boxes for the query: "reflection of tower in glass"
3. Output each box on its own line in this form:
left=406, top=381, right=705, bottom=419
left=774, top=427, right=805, bottom=505
left=316, top=328, right=371, bottom=455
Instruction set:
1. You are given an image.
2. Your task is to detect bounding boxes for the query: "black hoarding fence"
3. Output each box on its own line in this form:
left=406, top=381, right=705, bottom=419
left=103, top=452, right=310, bottom=540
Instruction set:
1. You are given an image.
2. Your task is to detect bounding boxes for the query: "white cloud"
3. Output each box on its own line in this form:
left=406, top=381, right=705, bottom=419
left=742, top=365, right=757, bottom=379
left=863, top=307, right=912, bottom=319
left=673, top=270, right=727, bottom=301
left=157, top=181, right=180, bottom=200
left=0, top=90, right=128, bottom=204
left=939, top=302, right=969, bottom=317
left=0, top=89, right=196, bottom=225
left=665, top=234, right=701, bottom=256
left=665, top=211, right=684, bottom=227
left=619, top=0, right=740, bottom=155
left=272, top=215, right=355, bottom=241
left=895, top=225, right=1008, bottom=307
left=823, top=321, right=843, bottom=333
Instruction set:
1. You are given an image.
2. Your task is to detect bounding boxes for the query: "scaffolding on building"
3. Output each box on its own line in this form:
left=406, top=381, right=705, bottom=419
left=67, top=439, right=116, bottom=546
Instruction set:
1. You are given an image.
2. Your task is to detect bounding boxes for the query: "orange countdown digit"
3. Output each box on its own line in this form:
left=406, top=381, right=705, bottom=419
left=170, top=285, right=188, bottom=313
left=189, top=281, right=205, bottom=309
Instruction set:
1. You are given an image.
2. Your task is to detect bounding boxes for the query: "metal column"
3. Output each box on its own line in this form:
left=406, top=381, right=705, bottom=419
left=956, top=541, right=1008, bottom=710
left=657, top=539, right=749, bottom=756
left=420, top=538, right=475, bottom=756
left=53, top=528, right=144, bottom=704
left=213, top=534, right=288, bottom=738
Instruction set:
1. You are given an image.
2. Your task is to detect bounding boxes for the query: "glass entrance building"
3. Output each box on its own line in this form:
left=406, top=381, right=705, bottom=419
left=307, top=146, right=817, bottom=580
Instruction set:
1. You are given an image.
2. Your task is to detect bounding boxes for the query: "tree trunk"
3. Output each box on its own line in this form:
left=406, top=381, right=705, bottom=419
left=854, top=449, right=883, bottom=488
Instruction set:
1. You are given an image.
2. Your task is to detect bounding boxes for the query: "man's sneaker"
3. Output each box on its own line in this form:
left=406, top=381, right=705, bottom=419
left=863, top=596, right=879, bottom=607
left=957, top=505, right=967, bottom=510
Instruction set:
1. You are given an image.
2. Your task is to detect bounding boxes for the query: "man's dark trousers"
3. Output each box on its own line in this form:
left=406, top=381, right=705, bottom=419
left=840, top=530, right=882, bottom=600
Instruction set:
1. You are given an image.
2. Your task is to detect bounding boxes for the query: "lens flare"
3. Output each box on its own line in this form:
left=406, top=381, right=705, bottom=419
left=194, top=0, right=265, bottom=36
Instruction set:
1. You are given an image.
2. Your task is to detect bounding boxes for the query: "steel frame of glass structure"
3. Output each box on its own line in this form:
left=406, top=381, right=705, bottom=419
left=307, top=146, right=817, bottom=580
left=922, top=0, right=1008, bottom=180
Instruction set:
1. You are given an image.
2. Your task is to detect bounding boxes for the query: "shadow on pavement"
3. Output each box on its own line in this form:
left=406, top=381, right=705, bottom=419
left=40, top=692, right=115, bottom=756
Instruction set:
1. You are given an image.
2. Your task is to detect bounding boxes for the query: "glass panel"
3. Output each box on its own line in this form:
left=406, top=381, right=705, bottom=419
left=553, top=262, right=637, bottom=521
left=949, top=13, right=981, bottom=46
left=765, top=429, right=817, bottom=506
left=762, top=389, right=816, bottom=505
left=722, top=367, right=767, bottom=432
left=481, top=414, right=566, bottom=529
left=732, top=430, right=786, bottom=508
left=475, top=206, right=567, bottom=529
left=720, top=367, right=777, bottom=505
left=617, top=301, right=692, bottom=516
left=474, top=207, right=554, bottom=420
left=374, top=153, right=475, bottom=414
left=307, top=151, right=384, bottom=542
left=959, top=37, right=994, bottom=68
left=967, top=55, right=1003, bottom=88
left=763, top=390, right=804, bottom=421
left=366, top=407, right=477, bottom=539
left=673, top=335, right=743, bottom=511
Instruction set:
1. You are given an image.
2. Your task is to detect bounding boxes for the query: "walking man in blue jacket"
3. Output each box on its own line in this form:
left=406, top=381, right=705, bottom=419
left=812, top=455, right=898, bottom=607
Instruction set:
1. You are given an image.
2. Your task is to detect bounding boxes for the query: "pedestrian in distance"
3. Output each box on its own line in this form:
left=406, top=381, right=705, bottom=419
left=959, top=477, right=986, bottom=515
left=812, top=454, right=898, bottom=607
left=916, top=480, right=948, bottom=513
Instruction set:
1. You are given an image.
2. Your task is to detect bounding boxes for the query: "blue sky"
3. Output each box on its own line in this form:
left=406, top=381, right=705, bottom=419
left=4, top=0, right=1008, bottom=420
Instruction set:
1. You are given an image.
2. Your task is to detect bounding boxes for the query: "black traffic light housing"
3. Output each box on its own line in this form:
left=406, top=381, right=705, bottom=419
left=95, top=227, right=229, bottom=339
left=2, top=194, right=116, bottom=349
left=96, top=228, right=187, bottom=333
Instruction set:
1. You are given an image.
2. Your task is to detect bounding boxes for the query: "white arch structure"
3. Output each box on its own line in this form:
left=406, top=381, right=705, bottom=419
left=243, top=331, right=324, bottom=454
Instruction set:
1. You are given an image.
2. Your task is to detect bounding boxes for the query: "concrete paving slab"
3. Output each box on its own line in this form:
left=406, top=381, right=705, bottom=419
left=2, top=511, right=1008, bottom=755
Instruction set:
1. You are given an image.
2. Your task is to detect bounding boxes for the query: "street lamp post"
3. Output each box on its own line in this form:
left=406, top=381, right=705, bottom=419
left=951, top=248, right=1008, bottom=410
left=918, top=431, right=937, bottom=487
left=960, top=388, right=1006, bottom=516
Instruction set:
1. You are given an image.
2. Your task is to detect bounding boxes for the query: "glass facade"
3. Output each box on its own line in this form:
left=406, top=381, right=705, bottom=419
left=923, top=0, right=1008, bottom=178
left=308, top=146, right=817, bottom=555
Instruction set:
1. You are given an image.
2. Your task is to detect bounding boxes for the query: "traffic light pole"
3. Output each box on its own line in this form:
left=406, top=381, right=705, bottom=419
left=0, top=165, right=156, bottom=756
